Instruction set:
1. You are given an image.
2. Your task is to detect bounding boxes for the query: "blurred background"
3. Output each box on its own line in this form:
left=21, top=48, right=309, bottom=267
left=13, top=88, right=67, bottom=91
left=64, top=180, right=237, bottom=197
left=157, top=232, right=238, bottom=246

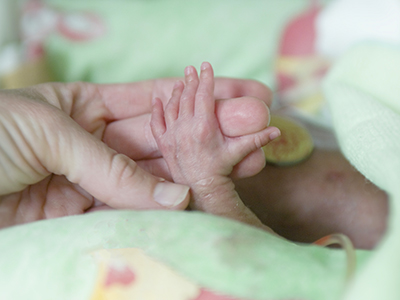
left=0, top=0, right=399, bottom=144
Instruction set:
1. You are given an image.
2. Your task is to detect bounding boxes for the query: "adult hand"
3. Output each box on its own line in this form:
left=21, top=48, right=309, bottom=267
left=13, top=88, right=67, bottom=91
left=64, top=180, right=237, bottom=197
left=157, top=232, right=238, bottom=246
left=0, top=77, right=271, bottom=227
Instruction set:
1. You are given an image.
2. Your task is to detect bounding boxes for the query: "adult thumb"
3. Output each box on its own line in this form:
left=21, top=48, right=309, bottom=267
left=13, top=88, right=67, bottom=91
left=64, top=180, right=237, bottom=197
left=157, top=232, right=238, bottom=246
left=0, top=88, right=189, bottom=210
left=43, top=115, right=190, bottom=211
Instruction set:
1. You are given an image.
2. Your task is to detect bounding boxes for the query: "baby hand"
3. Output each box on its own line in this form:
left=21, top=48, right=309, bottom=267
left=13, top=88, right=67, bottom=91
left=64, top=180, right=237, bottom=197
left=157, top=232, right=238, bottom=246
left=151, top=62, right=280, bottom=221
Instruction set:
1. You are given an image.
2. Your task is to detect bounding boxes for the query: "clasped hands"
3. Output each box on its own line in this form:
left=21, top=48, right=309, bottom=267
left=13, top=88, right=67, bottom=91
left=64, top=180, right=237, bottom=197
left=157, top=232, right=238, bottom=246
left=0, top=64, right=278, bottom=229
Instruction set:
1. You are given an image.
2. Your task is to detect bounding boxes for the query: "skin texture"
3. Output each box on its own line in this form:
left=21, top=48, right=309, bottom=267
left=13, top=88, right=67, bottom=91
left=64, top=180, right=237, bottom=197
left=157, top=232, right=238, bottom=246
left=0, top=75, right=273, bottom=228
left=235, top=149, right=388, bottom=249
left=150, top=62, right=280, bottom=229
left=0, top=65, right=388, bottom=249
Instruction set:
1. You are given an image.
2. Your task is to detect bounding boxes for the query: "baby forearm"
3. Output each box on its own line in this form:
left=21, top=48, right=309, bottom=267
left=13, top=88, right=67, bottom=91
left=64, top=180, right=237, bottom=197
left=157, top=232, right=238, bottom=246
left=189, top=176, right=268, bottom=230
left=150, top=62, right=278, bottom=234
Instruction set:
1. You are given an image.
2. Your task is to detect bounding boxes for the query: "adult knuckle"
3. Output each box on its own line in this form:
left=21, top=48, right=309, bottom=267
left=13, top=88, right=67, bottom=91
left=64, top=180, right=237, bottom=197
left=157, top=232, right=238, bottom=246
left=254, top=135, right=263, bottom=149
left=110, top=153, right=140, bottom=182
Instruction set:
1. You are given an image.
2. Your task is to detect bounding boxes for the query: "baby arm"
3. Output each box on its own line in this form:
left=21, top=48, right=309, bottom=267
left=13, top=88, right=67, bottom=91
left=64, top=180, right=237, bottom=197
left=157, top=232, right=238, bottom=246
left=150, top=62, right=280, bottom=229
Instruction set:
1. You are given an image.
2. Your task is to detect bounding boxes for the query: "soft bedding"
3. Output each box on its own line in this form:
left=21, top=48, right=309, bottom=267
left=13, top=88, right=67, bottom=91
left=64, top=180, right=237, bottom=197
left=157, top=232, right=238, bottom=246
left=1, top=0, right=400, bottom=299
left=0, top=210, right=365, bottom=300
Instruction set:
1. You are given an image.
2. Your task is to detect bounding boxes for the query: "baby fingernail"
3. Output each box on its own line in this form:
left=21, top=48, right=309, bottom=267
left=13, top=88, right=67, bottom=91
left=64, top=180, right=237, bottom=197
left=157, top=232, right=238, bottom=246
left=154, top=181, right=190, bottom=208
left=269, top=128, right=281, bottom=141
left=184, top=66, right=193, bottom=76
left=201, top=62, right=209, bottom=70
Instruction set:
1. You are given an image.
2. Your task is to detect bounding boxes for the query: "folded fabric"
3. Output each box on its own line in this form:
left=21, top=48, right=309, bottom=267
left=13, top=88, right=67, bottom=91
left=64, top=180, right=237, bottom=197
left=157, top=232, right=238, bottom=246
left=324, top=42, right=400, bottom=300
left=0, top=210, right=369, bottom=300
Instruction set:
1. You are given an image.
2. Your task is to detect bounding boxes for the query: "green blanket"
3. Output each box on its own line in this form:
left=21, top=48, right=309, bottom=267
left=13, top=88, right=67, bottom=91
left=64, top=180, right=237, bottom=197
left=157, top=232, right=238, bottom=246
left=0, top=210, right=369, bottom=300
left=44, top=0, right=316, bottom=87
left=3, top=1, right=397, bottom=299
left=324, top=42, right=400, bottom=300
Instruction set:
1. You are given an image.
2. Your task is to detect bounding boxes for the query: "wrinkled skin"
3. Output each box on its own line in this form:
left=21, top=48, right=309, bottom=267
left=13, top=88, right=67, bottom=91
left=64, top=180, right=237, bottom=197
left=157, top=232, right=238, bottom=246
left=150, top=62, right=280, bottom=229
left=0, top=66, right=388, bottom=250
left=0, top=75, right=273, bottom=228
